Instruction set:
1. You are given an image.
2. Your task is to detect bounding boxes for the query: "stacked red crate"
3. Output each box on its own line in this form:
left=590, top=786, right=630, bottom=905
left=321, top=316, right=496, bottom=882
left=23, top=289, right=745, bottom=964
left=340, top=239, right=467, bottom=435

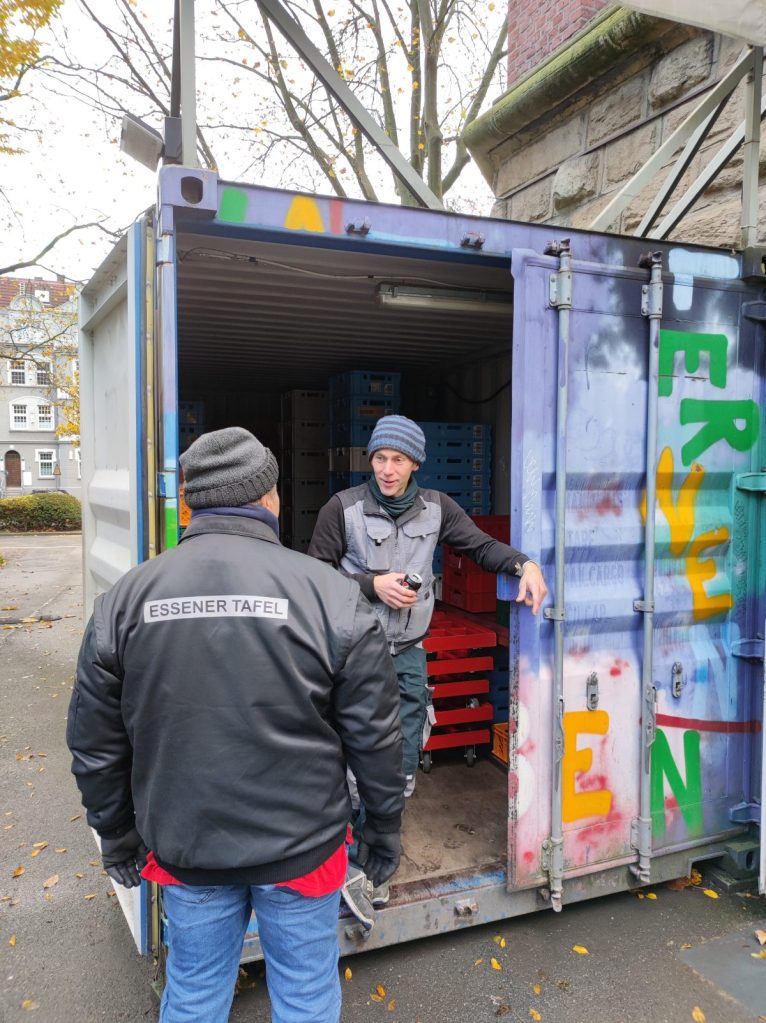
left=421, top=610, right=497, bottom=767
left=441, top=515, right=510, bottom=613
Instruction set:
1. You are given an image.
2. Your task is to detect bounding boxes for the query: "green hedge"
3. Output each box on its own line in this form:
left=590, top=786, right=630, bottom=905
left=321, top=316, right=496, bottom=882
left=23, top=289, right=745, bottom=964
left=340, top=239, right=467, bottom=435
left=0, top=492, right=82, bottom=532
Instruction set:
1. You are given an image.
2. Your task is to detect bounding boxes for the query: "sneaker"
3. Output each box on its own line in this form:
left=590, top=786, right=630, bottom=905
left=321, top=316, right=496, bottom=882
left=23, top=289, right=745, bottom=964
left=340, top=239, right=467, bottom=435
left=371, top=880, right=390, bottom=907
left=404, top=773, right=416, bottom=798
left=341, top=869, right=376, bottom=930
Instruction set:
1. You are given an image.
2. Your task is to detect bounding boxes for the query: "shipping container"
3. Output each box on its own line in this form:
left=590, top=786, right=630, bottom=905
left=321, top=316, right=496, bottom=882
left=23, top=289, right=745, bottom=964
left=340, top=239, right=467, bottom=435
left=78, top=166, right=765, bottom=964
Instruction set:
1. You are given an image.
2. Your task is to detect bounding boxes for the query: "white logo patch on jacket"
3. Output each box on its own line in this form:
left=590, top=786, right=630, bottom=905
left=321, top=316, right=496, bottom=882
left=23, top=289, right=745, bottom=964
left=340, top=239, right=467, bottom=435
left=143, top=595, right=289, bottom=623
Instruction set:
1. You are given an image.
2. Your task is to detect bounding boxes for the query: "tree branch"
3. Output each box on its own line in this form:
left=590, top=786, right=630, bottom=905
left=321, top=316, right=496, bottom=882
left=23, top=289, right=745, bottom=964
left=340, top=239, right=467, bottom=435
left=0, top=222, right=112, bottom=277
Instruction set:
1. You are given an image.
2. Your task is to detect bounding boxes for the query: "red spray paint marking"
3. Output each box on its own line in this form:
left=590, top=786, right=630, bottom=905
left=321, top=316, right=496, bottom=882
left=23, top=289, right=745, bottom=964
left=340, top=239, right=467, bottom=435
left=656, top=714, right=762, bottom=734
left=329, top=198, right=344, bottom=234
left=596, top=494, right=621, bottom=516
left=523, top=851, right=535, bottom=865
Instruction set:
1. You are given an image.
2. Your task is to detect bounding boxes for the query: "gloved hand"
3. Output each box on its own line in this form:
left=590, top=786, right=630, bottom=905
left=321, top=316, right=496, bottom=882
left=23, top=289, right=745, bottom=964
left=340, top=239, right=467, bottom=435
left=356, top=821, right=401, bottom=888
left=100, top=827, right=148, bottom=889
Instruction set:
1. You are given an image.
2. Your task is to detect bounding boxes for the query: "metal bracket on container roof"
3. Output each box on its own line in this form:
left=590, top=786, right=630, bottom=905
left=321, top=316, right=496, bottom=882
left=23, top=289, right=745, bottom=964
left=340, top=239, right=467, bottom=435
left=460, top=232, right=485, bottom=250
left=671, top=661, right=685, bottom=698
left=345, top=220, right=371, bottom=236
left=731, top=637, right=765, bottom=660
left=586, top=673, right=599, bottom=711
left=640, top=252, right=663, bottom=318
left=735, top=472, right=766, bottom=493
left=742, top=299, right=766, bottom=321
left=633, top=599, right=655, bottom=613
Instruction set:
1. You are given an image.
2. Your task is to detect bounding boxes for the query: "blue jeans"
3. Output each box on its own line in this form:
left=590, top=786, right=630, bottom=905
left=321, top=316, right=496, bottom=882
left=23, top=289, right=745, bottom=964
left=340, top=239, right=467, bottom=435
left=160, top=883, right=342, bottom=1023
left=395, top=644, right=428, bottom=776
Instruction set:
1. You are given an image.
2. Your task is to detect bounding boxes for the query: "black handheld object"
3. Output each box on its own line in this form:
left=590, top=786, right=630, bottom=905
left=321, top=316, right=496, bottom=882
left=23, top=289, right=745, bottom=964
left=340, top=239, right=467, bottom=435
left=402, top=572, right=422, bottom=592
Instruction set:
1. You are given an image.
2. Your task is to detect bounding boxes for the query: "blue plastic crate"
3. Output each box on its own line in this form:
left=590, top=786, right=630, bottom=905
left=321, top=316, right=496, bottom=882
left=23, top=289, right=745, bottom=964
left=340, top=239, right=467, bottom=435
left=328, top=471, right=372, bottom=493
left=426, top=453, right=492, bottom=472
left=329, top=370, right=401, bottom=400
left=424, top=438, right=491, bottom=459
left=417, top=472, right=491, bottom=491
left=329, top=419, right=378, bottom=446
left=179, top=400, right=205, bottom=427
left=330, top=396, right=399, bottom=422
left=453, top=496, right=492, bottom=515
left=418, top=422, right=492, bottom=442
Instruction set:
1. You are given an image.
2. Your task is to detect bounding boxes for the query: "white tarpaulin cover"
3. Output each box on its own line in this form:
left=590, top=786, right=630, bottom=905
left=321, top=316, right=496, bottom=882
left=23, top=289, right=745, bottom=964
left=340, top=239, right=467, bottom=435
left=620, top=1, right=766, bottom=47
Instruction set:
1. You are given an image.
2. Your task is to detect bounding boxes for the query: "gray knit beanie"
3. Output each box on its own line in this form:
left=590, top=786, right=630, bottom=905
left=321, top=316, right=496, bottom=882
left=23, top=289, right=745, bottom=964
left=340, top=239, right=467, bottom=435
left=180, top=427, right=279, bottom=509
left=368, top=415, right=426, bottom=465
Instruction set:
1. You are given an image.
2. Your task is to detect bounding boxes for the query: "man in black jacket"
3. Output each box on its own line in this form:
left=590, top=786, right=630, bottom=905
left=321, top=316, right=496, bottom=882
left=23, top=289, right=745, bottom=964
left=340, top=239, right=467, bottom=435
left=67, top=427, right=403, bottom=1023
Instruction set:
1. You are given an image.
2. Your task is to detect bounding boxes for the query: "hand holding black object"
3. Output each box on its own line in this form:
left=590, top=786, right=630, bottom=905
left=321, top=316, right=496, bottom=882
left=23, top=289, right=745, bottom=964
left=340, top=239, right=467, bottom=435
left=356, top=823, right=401, bottom=888
left=101, top=827, right=149, bottom=889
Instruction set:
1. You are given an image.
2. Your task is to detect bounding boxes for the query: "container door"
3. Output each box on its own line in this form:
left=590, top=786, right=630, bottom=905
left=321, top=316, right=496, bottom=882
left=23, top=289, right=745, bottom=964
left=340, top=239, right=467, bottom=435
left=508, top=246, right=765, bottom=896
left=78, top=217, right=156, bottom=953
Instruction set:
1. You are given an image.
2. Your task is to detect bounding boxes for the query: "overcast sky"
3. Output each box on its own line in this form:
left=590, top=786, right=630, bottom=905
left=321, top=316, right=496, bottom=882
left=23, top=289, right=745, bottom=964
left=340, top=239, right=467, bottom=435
left=0, top=1, right=500, bottom=285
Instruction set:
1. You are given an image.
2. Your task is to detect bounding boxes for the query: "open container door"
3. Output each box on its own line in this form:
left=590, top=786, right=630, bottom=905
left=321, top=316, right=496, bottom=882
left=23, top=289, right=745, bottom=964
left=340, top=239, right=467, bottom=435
left=508, top=243, right=765, bottom=908
left=78, top=216, right=157, bottom=953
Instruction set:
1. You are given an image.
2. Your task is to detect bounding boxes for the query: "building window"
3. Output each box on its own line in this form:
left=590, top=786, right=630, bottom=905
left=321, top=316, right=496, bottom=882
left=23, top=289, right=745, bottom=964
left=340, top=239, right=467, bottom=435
left=10, top=360, right=25, bottom=385
left=37, top=450, right=54, bottom=478
left=11, top=403, right=27, bottom=428
left=38, top=404, right=53, bottom=429
left=36, top=362, right=51, bottom=385
left=34, top=289, right=50, bottom=304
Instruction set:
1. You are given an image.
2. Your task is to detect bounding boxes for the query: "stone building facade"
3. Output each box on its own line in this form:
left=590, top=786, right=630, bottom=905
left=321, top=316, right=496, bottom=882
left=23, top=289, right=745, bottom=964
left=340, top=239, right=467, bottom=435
left=0, top=277, right=81, bottom=500
left=465, top=5, right=764, bottom=247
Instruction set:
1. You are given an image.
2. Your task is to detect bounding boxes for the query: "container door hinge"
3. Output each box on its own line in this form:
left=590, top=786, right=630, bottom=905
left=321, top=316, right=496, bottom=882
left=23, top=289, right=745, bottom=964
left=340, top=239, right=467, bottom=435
left=729, top=801, right=761, bottom=824
left=629, top=817, right=653, bottom=882
left=735, top=471, right=766, bottom=493
left=544, top=606, right=565, bottom=621
left=158, top=472, right=176, bottom=498
left=548, top=269, right=573, bottom=309
left=731, top=637, right=764, bottom=660
left=586, top=672, right=599, bottom=710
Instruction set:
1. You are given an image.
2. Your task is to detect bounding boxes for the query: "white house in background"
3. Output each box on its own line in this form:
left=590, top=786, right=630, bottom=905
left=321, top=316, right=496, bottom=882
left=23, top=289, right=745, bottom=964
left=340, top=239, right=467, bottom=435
left=0, top=276, right=81, bottom=499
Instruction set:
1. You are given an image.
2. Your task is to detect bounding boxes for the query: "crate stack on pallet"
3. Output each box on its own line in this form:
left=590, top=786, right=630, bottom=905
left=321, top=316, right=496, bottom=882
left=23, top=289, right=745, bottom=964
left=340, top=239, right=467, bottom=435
left=178, top=400, right=206, bottom=453
left=416, top=423, right=492, bottom=577
left=280, top=389, right=328, bottom=553
left=441, top=514, right=509, bottom=614
left=328, top=371, right=400, bottom=493
left=421, top=609, right=496, bottom=770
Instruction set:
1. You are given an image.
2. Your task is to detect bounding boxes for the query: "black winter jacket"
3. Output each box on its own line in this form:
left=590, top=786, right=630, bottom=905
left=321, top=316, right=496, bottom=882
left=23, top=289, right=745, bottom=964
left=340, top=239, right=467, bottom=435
left=67, top=513, right=403, bottom=885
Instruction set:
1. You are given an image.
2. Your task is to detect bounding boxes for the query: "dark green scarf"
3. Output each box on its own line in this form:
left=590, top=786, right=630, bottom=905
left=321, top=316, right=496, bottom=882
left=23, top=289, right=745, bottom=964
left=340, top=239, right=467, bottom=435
left=368, top=475, right=418, bottom=518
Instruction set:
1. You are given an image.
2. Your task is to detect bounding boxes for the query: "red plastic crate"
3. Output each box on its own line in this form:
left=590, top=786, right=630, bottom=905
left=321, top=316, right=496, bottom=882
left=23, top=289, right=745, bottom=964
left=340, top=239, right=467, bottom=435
left=427, top=655, right=494, bottom=678
left=470, top=515, right=510, bottom=541
left=423, top=727, right=491, bottom=752
left=441, top=582, right=496, bottom=614
left=424, top=622, right=497, bottom=654
left=433, top=703, right=493, bottom=727
left=429, top=678, right=489, bottom=699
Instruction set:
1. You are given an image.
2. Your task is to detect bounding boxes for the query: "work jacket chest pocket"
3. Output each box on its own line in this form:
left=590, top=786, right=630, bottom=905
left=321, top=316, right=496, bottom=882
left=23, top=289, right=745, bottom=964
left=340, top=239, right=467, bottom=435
left=400, top=510, right=441, bottom=577
left=365, top=520, right=395, bottom=571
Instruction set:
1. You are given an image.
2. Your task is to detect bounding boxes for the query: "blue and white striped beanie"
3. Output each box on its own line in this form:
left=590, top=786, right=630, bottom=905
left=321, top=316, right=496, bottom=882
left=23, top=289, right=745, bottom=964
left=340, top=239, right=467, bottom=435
left=368, top=415, right=426, bottom=466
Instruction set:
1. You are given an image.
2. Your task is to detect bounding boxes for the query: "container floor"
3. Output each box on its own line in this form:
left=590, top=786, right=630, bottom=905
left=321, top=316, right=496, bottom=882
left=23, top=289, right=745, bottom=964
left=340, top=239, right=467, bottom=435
left=397, top=757, right=507, bottom=884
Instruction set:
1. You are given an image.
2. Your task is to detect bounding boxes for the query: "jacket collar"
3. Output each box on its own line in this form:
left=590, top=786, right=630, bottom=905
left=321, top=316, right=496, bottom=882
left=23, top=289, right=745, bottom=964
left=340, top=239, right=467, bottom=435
left=179, top=513, right=281, bottom=547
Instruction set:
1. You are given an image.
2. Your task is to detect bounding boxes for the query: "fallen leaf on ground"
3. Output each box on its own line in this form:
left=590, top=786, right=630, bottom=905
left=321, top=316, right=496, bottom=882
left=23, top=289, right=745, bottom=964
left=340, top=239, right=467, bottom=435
left=370, top=994, right=383, bottom=1003
left=32, top=842, right=47, bottom=850
left=755, top=929, right=766, bottom=946
left=9, top=935, right=17, bottom=946
left=646, top=892, right=658, bottom=900
left=1, top=605, right=17, bottom=610
left=12, top=866, right=24, bottom=878
left=343, top=967, right=352, bottom=981
left=572, top=945, right=589, bottom=955
left=495, top=1007, right=511, bottom=1018
left=680, top=943, right=692, bottom=950
left=530, top=1011, right=542, bottom=1022
left=55, top=848, right=66, bottom=854
left=490, top=958, right=502, bottom=971
left=107, top=890, right=116, bottom=897
left=692, top=1007, right=706, bottom=1022
left=69, top=815, right=81, bottom=822
left=21, top=1000, right=40, bottom=1010
left=30, top=850, right=40, bottom=858
left=75, top=873, right=84, bottom=879
left=636, top=892, right=645, bottom=900
left=533, top=983, right=541, bottom=995
left=690, top=869, right=702, bottom=885
left=376, top=984, right=386, bottom=997
left=42, top=874, right=59, bottom=889
left=84, top=894, right=97, bottom=901
left=387, top=1000, right=396, bottom=1011
left=702, top=889, right=718, bottom=899
left=493, top=935, right=506, bottom=947
left=751, top=950, right=766, bottom=959
left=474, top=959, right=483, bottom=966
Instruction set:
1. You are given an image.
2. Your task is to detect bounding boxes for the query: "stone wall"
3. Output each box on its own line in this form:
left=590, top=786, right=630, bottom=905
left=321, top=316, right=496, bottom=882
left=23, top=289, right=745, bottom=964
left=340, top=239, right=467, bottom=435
left=467, top=10, right=765, bottom=248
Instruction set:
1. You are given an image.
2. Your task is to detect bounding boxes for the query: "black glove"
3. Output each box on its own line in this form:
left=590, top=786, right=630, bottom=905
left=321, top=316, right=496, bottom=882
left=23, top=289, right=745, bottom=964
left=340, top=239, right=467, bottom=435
left=100, top=827, right=148, bottom=889
left=356, top=821, right=401, bottom=888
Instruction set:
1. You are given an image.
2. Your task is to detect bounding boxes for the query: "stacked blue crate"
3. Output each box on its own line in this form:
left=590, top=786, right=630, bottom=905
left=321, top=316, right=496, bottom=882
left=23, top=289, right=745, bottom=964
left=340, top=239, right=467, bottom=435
left=328, top=371, right=400, bottom=492
left=416, top=421, right=492, bottom=515
left=179, top=400, right=206, bottom=452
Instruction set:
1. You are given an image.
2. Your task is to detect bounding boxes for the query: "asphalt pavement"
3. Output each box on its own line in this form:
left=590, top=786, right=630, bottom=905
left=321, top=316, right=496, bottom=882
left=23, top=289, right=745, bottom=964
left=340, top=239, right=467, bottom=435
left=1, top=534, right=764, bottom=1023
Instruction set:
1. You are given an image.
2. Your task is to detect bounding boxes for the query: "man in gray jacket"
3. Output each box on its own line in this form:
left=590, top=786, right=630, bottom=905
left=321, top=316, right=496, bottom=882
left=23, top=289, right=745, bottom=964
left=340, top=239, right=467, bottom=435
left=67, top=427, right=403, bottom=1023
left=309, top=415, right=547, bottom=804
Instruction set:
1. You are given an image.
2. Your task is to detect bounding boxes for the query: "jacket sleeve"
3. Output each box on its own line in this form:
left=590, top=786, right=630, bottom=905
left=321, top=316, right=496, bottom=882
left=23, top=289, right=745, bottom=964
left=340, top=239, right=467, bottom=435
left=439, top=493, right=530, bottom=576
left=332, top=591, right=404, bottom=830
left=308, top=496, right=377, bottom=602
left=66, top=610, right=135, bottom=839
